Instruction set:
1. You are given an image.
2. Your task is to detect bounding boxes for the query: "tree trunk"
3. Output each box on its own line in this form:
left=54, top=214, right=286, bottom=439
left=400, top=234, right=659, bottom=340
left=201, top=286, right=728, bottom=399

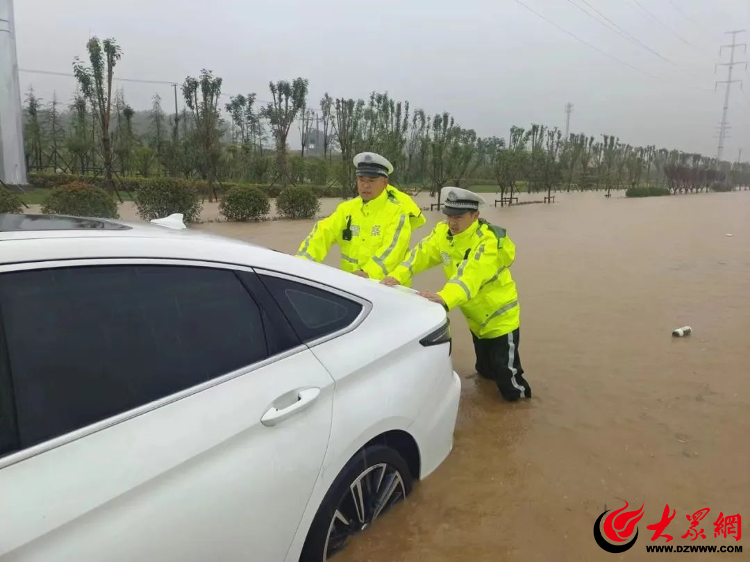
left=567, top=163, right=575, bottom=192
left=277, top=141, right=288, bottom=188
left=102, top=135, right=113, bottom=182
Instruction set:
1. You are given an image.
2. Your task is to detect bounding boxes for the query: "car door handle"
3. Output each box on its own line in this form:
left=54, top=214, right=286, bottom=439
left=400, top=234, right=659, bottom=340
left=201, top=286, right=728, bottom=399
left=261, top=388, right=321, bottom=427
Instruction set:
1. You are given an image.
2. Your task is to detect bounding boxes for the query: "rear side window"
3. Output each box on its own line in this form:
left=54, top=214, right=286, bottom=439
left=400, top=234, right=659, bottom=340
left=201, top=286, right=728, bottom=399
left=0, top=265, right=267, bottom=451
left=260, top=275, right=363, bottom=343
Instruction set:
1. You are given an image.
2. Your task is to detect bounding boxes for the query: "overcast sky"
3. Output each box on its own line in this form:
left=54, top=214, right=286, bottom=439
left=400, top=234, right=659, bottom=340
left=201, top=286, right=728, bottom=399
left=13, top=0, right=750, bottom=158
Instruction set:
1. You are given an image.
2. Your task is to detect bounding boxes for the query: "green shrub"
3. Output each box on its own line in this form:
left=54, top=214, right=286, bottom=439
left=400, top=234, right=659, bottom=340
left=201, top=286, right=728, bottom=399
left=28, top=172, right=84, bottom=190
left=135, top=178, right=202, bottom=223
left=0, top=188, right=23, bottom=213
left=41, top=182, right=119, bottom=218
left=220, top=186, right=270, bottom=221
left=626, top=186, right=670, bottom=198
left=710, top=182, right=734, bottom=193
left=276, top=185, right=320, bottom=219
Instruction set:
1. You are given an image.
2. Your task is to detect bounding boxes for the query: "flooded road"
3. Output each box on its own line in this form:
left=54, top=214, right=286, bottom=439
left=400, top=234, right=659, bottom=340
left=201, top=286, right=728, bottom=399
left=200, top=190, right=748, bottom=560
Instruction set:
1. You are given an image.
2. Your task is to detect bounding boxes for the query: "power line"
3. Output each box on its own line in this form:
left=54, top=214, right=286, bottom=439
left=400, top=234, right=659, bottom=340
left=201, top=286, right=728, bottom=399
left=514, top=0, right=654, bottom=76
left=665, top=0, right=719, bottom=42
left=19, top=67, right=178, bottom=86
left=573, top=0, right=677, bottom=66
left=628, top=0, right=698, bottom=49
left=513, top=0, right=715, bottom=91
left=576, top=0, right=717, bottom=82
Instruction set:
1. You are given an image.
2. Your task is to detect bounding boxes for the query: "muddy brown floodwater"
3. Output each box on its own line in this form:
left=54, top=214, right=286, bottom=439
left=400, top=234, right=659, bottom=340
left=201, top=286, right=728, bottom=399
left=134, top=190, right=750, bottom=560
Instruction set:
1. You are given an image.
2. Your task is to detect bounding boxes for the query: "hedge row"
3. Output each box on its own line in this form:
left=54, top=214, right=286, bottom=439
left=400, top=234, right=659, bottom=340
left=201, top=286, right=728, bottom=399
left=625, top=187, right=671, bottom=198
left=24, top=177, right=322, bottom=223
left=28, top=172, right=340, bottom=198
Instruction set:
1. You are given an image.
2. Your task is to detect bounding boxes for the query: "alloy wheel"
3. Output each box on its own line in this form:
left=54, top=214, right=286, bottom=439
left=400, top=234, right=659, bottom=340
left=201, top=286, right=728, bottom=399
left=322, top=462, right=407, bottom=559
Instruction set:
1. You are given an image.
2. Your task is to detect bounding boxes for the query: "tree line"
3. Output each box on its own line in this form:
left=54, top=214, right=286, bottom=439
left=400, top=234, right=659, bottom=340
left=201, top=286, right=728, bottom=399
left=22, top=36, right=750, bottom=201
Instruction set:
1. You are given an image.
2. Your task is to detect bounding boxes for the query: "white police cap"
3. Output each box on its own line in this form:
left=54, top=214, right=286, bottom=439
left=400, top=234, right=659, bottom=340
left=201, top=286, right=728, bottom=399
left=354, top=152, right=394, bottom=178
left=441, top=187, right=486, bottom=216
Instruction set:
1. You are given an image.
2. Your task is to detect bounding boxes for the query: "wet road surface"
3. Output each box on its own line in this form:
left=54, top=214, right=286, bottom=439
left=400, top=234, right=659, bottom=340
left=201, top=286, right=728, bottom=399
left=199, top=191, right=750, bottom=560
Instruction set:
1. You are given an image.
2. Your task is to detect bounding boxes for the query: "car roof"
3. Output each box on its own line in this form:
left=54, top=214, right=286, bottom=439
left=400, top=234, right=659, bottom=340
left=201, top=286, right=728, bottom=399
left=0, top=213, right=276, bottom=267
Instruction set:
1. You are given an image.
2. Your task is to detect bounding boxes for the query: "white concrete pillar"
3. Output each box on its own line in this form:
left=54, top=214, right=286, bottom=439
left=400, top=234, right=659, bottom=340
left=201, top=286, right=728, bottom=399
left=0, top=0, right=27, bottom=185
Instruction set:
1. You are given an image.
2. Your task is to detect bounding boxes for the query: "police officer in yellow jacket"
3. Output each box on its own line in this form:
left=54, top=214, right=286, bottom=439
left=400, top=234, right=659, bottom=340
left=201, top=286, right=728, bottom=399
left=296, top=152, right=424, bottom=279
left=382, top=187, right=531, bottom=401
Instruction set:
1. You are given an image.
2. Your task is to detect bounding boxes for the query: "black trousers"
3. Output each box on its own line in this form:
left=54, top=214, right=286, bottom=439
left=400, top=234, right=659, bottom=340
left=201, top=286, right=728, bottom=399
left=472, top=328, right=532, bottom=401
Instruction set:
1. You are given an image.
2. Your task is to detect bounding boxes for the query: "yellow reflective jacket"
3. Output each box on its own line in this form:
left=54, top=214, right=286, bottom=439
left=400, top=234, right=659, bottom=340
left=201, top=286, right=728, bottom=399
left=387, top=184, right=426, bottom=231
left=296, top=188, right=413, bottom=280
left=390, top=219, right=520, bottom=339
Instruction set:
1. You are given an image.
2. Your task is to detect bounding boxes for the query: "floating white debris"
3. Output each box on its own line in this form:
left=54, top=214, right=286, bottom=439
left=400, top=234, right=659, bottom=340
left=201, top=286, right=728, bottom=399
left=151, top=213, right=186, bottom=230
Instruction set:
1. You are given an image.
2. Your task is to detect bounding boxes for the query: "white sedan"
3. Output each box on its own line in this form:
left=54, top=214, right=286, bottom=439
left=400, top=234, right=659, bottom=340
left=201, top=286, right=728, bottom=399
left=0, top=213, right=460, bottom=562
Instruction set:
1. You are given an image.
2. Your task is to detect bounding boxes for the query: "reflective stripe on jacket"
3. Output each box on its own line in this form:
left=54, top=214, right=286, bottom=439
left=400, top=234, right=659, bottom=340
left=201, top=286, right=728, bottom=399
left=387, top=185, right=427, bottom=231
left=390, top=219, right=520, bottom=338
left=296, top=188, right=413, bottom=280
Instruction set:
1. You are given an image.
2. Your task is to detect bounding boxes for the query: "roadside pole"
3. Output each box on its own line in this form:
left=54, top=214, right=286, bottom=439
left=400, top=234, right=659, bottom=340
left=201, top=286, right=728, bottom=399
left=0, top=0, right=27, bottom=186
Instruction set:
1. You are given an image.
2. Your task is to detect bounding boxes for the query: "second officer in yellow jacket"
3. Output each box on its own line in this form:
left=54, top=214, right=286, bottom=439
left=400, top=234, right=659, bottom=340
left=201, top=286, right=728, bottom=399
left=296, top=152, right=423, bottom=279
left=382, top=187, right=531, bottom=401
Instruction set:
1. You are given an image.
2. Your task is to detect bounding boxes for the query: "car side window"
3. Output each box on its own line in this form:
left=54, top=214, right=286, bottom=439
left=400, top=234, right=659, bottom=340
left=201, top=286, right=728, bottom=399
left=260, top=275, right=363, bottom=343
left=0, top=265, right=268, bottom=452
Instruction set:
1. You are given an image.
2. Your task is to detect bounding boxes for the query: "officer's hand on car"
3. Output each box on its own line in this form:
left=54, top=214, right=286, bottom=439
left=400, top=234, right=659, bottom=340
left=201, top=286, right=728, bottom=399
left=418, top=291, right=447, bottom=307
left=353, top=270, right=369, bottom=278
left=380, top=276, right=400, bottom=286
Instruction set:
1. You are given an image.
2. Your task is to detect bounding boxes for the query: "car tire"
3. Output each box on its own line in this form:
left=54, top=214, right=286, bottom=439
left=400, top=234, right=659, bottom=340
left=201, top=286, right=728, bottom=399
left=300, top=444, right=414, bottom=561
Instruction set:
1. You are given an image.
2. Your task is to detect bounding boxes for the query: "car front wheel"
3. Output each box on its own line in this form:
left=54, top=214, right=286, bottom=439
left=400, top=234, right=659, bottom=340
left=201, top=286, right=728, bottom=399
left=300, top=444, right=414, bottom=561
